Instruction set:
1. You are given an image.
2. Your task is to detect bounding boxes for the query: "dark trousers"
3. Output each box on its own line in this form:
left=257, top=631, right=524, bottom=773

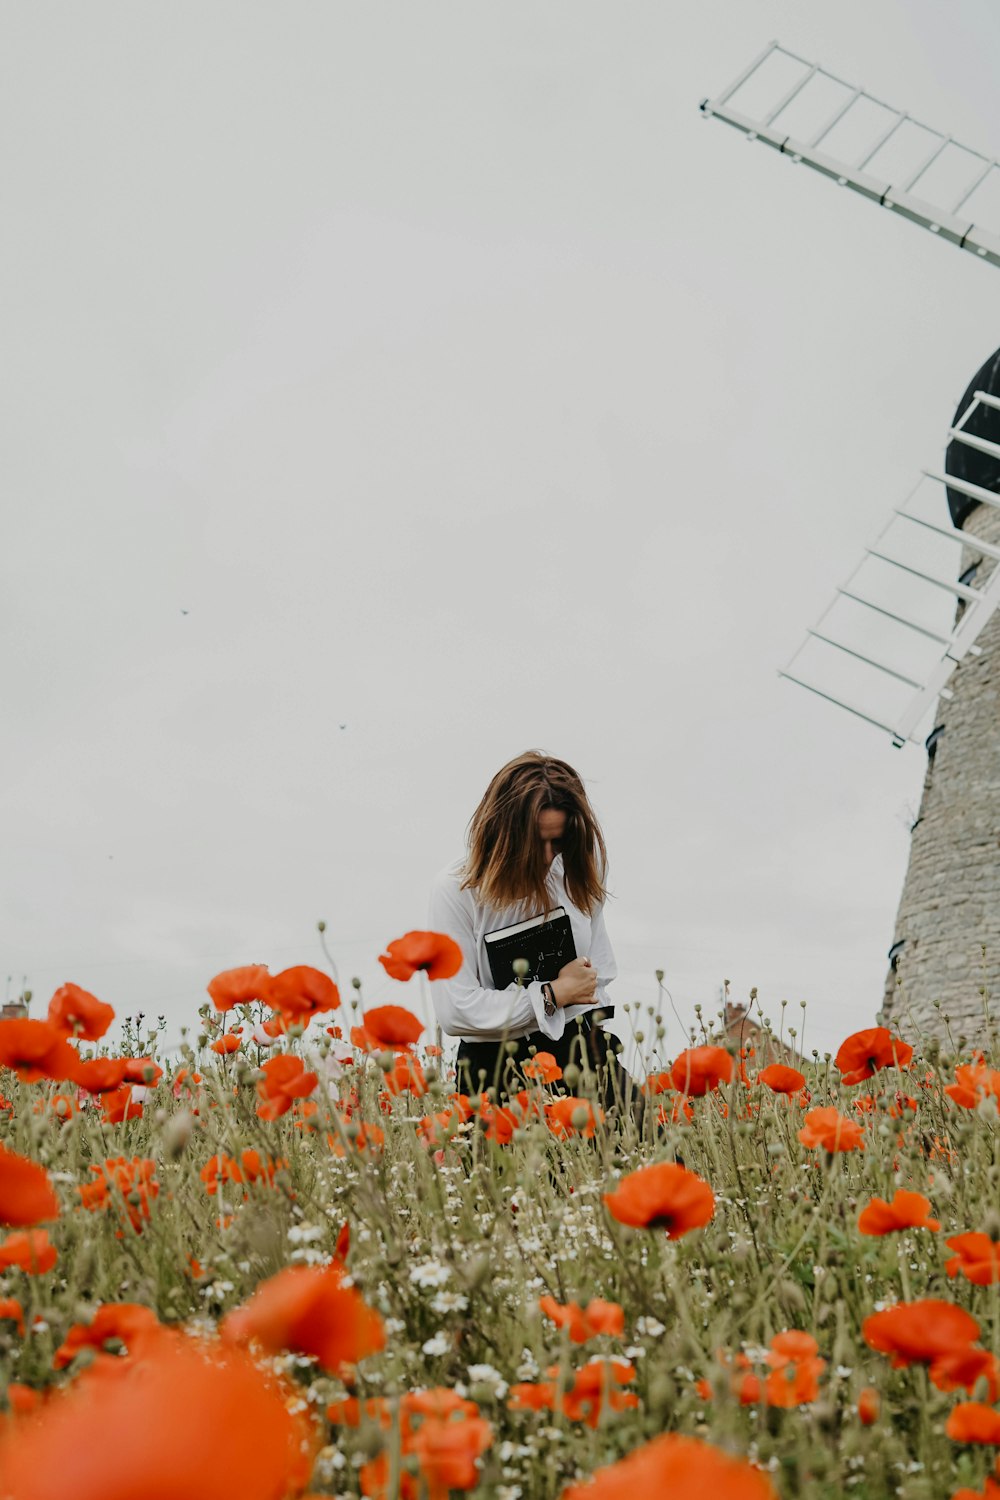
left=455, top=1013, right=637, bottom=1117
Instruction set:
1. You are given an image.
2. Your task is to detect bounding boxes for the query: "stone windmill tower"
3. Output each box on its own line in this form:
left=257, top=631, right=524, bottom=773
left=702, top=44, right=1000, bottom=1043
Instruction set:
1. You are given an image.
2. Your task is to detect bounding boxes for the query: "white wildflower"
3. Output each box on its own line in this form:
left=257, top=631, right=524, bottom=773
left=410, top=1260, right=451, bottom=1289
left=422, top=1333, right=450, bottom=1357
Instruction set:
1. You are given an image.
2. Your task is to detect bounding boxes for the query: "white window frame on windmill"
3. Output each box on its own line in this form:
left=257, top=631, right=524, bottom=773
left=779, top=390, right=1000, bottom=747
left=700, top=41, right=1000, bottom=270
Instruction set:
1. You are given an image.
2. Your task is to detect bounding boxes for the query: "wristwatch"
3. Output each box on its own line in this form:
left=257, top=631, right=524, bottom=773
left=541, top=982, right=557, bottom=1017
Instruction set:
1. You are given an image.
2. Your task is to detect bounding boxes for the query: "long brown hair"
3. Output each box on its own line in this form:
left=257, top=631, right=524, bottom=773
left=460, top=751, right=608, bottom=918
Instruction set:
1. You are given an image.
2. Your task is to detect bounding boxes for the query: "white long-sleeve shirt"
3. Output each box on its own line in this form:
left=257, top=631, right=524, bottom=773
left=426, top=854, right=617, bottom=1043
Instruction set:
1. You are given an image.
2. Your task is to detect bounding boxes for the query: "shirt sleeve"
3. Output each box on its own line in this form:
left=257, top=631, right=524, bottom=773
left=427, top=871, right=568, bottom=1043
left=560, top=895, right=617, bottom=1028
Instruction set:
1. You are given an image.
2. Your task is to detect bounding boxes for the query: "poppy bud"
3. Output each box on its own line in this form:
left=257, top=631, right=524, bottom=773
left=571, top=1106, right=590, bottom=1130
left=857, top=1386, right=880, bottom=1426
left=377, top=1051, right=394, bottom=1073
left=984, top=1208, right=1000, bottom=1242
left=563, top=1064, right=580, bottom=1090
left=655, top=969, right=664, bottom=982
left=317, top=920, right=326, bottom=933
left=512, top=958, right=530, bottom=981
left=351, top=977, right=362, bottom=990
left=161, top=1109, right=194, bottom=1159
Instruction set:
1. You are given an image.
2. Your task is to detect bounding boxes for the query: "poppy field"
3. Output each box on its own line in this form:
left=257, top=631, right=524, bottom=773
left=3, top=934, right=1000, bottom=1500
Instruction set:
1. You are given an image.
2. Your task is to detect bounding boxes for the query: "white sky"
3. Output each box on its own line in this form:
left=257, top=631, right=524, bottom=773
left=4, top=0, right=1000, bottom=1070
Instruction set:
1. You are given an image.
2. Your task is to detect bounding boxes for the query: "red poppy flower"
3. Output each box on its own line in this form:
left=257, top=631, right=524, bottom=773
left=930, top=1346, right=1000, bottom=1402
left=946, top=1062, right=1000, bottom=1110
left=73, top=1057, right=132, bottom=1095
left=539, top=1295, right=624, bottom=1343
left=797, top=1106, right=865, bottom=1153
left=221, top=1262, right=385, bottom=1375
left=559, top=1359, right=639, bottom=1427
left=0, top=1019, right=80, bottom=1084
left=0, top=1330, right=317, bottom=1500
left=0, top=1228, right=57, bottom=1273
left=560, top=1432, right=779, bottom=1500
left=206, top=964, right=272, bottom=1013
left=53, top=1303, right=162, bottom=1369
left=255, top=1054, right=319, bottom=1120
left=857, top=1386, right=880, bottom=1425
left=210, top=1032, right=242, bottom=1056
left=0, top=1144, right=59, bottom=1227
left=858, top=1190, right=940, bottom=1236
left=410, top=1413, right=493, bottom=1498
left=382, top=1054, right=428, bottom=1097
left=122, top=1057, right=163, bottom=1086
left=101, top=1085, right=143, bottom=1124
left=642, top=1071, right=673, bottom=1095
left=863, top=1299, right=980, bottom=1367
left=47, top=983, right=115, bottom=1041
left=264, top=965, right=340, bottom=1021
left=670, top=1046, right=734, bottom=1097
left=0, top=1297, right=24, bottom=1336
left=524, top=1051, right=563, bottom=1083
left=946, top=1233, right=1000, bottom=1286
left=656, top=1095, right=694, bottom=1125
left=545, top=1096, right=602, bottom=1139
left=946, top=1402, right=1000, bottom=1444
left=507, top=1381, right=557, bottom=1412
left=604, top=1161, right=715, bottom=1238
left=835, top=1027, right=913, bottom=1086
left=757, top=1064, right=806, bottom=1095
left=77, top=1158, right=159, bottom=1233
left=351, top=1004, right=424, bottom=1052
left=378, top=931, right=463, bottom=982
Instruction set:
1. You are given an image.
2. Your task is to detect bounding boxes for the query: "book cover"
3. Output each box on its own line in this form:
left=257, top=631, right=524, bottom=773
left=484, top=906, right=577, bottom=990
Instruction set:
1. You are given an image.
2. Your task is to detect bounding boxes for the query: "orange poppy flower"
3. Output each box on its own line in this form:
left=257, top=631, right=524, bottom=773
left=351, top=1004, right=424, bottom=1052
left=0, top=1019, right=80, bottom=1084
left=670, top=1046, right=734, bottom=1097
left=221, top=1262, right=385, bottom=1374
left=604, top=1161, right=715, bottom=1238
left=858, top=1190, right=940, bottom=1236
left=47, top=983, right=115, bottom=1041
left=539, top=1295, right=625, bottom=1343
left=122, top=1057, right=163, bottom=1086
left=100, top=1085, right=143, bottom=1124
left=559, top=1359, right=639, bottom=1427
left=206, top=964, right=272, bottom=1013
left=857, top=1386, right=880, bottom=1425
left=382, top=1054, right=427, bottom=1097
left=656, top=1095, right=694, bottom=1125
left=946, top=1062, right=1000, bottom=1110
left=930, top=1346, right=1000, bottom=1402
left=77, top=1158, right=159, bottom=1233
left=378, top=930, right=464, bottom=982
left=409, top=1414, right=492, bottom=1499
left=210, top=1032, right=242, bottom=1055
left=0, top=1144, right=59, bottom=1227
left=0, top=1330, right=317, bottom=1500
left=0, top=1228, right=57, bottom=1274
left=73, top=1057, right=131, bottom=1095
left=946, top=1233, right=1000, bottom=1286
left=0, top=1297, right=24, bottom=1336
left=560, top=1432, right=779, bottom=1500
left=642, top=1070, right=672, bottom=1095
left=797, top=1106, right=865, bottom=1153
left=255, top=1053, right=319, bottom=1120
left=757, top=1064, right=806, bottom=1095
left=946, top=1402, right=1000, bottom=1444
left=524, top=1051, right=563, bottom=1083
left=265, top=965, right=341, bottom=1020
left=507, top=1381, right=557, bottom=1412
left=835, top=1027, right=913, bottom=1086
left=545, top=1096, right=603, bottom=1139
left=863, top=1299, right=980, bottom=1367
left=951, top=1484, right=1000, bottom=1500
left=53, top=1303, right=162, bottom=1369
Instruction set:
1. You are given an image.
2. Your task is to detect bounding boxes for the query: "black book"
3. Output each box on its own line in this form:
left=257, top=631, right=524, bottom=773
left=484, top=906, right=577, bottom=990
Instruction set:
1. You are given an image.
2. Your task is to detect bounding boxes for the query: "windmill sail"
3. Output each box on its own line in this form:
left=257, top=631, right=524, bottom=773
left=779, top=389, right=1000, bottom=747
left=701, top=42, right=1000, bottom=271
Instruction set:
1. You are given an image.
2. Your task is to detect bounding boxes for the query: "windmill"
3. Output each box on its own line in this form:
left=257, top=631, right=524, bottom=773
left=701, top=42, right=1000, bottom=1044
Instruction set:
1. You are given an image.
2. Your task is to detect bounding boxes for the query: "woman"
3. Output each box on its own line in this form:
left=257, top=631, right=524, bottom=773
left=427, top=750, right=630, bottom=1112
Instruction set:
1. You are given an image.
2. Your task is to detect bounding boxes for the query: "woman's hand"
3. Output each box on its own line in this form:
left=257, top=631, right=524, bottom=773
left=551, top=957, right=598, bottom=1008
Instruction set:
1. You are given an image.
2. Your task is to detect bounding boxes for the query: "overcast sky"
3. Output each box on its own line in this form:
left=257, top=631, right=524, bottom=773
left=4, top=0, right=1000, bottom=1071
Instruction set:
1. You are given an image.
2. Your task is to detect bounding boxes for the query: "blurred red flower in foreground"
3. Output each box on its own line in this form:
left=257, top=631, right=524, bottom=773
left=0, top=1329, right=316, bottom=1500
left=378, top=931, right=463, bottom=982
left=53, top=1302, right=162, bottom=1369
left=73, top=1057, right=131, bottom=1095
left=206, top=964, right=272, bottom=1013
left=46, top=983, right=115, bottom=1041
left=604, top=1161, right=715, bottom=1238
left=835, top=1027, right=913, bottom=1087
left=670, top=1046, right=734, bottom=1097
left=945, top=1233, right=1000, bottom=1286
left=0, top=1019, right=79, bottom=1084
left=0, top=1144, right=59, bottom=1227
left=560, top=1432, right=778, bottom=1499
left=221, top=1262, right=385, bottom=1375
left=546, top=1096, right=602, bottom=1139
left=265, top=965, right=340, bottom=1021
left=797, top=1107, right=865, bottom=1153
left=858, top=1190, right=940, bottom=1236
left=539, top=1295, right=624, bottom=1343
left=946, top=1402, right=1000, bottom=1444
left=0, top=1228, right=57, bottom=1274
left=256, top=1054, right=318, bottom=1120
left=863, top=1299, right=980, bottom=1367
left=757, top=1064, right=806, bottom=1095
left=351, top=1004, right=424, bottom=1052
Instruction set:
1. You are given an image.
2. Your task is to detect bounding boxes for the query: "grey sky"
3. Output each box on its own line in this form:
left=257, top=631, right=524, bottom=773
left=4, top=0, right=1000, bottom=1069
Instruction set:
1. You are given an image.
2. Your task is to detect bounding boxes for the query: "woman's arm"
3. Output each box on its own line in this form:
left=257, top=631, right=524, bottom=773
left=560, top=897, right=617, bottom=1023
left=427, top=871, right=569, bottom=1043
